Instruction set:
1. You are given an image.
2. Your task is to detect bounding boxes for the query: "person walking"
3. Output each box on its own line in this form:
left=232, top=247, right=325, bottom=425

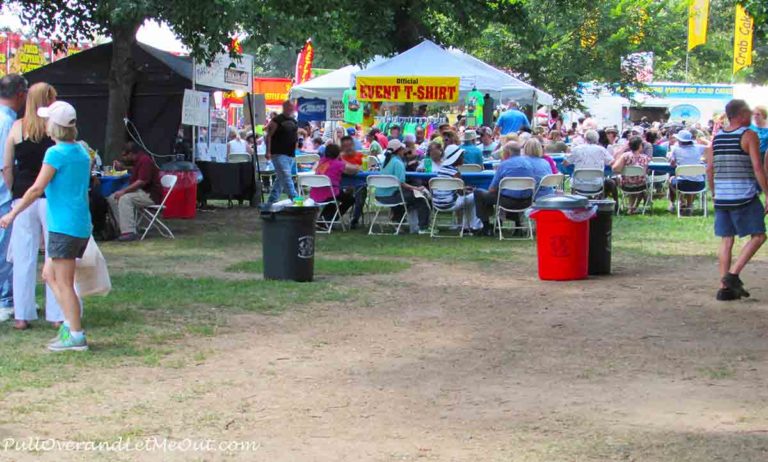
left=265, top=100, right=298, bottom=204
left=0, top=74, right=27, bottom=322
left=0, top=101, right=92, bottom=351
left=706, top=99, right=768, bottom=301
left=2, top=82, right=64, bottom=329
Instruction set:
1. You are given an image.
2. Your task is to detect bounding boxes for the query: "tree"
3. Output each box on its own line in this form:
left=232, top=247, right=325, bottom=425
left=743, top=0, right=768, bottom=82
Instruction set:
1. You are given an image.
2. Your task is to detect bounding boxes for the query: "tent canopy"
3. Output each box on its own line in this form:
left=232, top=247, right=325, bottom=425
left=25, top=42, right=217, bottom=158
left=355, top=40, right=553, bottom=105
left=290, top=65, right=361, bottom=99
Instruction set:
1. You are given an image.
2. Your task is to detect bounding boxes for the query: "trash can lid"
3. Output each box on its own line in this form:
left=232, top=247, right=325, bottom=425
left=534, top=194, right=590, bottom=210
left=260, top=204, right=319, bottom=215
left=589, top=199, right=616, bottom=212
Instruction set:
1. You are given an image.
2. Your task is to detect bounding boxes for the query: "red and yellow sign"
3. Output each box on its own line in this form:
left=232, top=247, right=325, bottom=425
left=253, top=77, right=292, bottom=105
left=356, top=76, right=459, bottom=103
left=294, top=39, right=314, bottom=85
left=8, top=36, right=51, bottom=73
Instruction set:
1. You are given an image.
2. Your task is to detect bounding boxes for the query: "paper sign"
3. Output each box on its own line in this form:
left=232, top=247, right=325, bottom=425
left=182, top=89, right=210, bottom=127
left=328, top=99, right=344, bottom=121
left=195, top=53, right=253, bottom=92
left=356, top=76, right=459, bottom=103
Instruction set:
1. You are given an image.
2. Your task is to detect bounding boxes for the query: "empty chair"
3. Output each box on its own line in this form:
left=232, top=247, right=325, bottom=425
left=571, top=168, right=605, bottom=199
left=537, top=173, right=565, bottom=197
left=458, top=164, right=483, bottom=173
left=137, top=174, right=177, bottom=240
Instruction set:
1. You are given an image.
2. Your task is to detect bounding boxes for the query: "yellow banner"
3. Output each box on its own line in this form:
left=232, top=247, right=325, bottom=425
left=733, top=4, right=754, bottom=75
left=356, top=76, right=460, bottom=103
left=687, top=0, right=709, bottom=51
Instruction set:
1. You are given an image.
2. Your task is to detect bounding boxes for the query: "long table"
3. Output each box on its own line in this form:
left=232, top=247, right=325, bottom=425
left=484, top=156, right=676, bottom=176
left=341, top=171, right=496, bottom=189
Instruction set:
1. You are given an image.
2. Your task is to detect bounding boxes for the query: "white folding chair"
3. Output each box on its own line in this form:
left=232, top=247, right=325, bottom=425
left=652, top=157, right=670, bottom=164
left=256, top=154, right=275, bottom=194
left=428, top=177, right=466, bottom=238
left=298, top=174, right=346, bottom=233
left=495, top=177, right=536, bottom=241
left=571, top=169, right=605, bottom=199
left=295, top=153, right=320, bottom=172
left=228, top=153, right=251, bottom=163
left=367, top=156, right=381, bottom=171
left=618, top=165, right=650, bottom=215
left=537, top=173, right=565, bottom=197
left=649, top=171, right=670, bottom=203
left=674, top=165, right=708, bottom=218
left=458, top=164, right=483, bottom=173
left=138, top=174, right=177, bottom=241
left=366, top=175, right=408, bottom=235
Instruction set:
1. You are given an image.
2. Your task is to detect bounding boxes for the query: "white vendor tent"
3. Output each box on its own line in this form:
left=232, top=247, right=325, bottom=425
left=290, top=65, right=360, bottom=99
left=355, top=40, right=553, bottom=105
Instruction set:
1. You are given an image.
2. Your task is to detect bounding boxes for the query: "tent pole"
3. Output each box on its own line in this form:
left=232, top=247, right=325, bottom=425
left=246, top=92, right=265, bottom=204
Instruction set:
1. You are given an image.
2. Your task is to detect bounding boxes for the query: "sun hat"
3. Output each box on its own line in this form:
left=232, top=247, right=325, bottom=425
left=37, top=101, right=76, bottom=127
left=605, top=126, right=619, bottom=134
left=442, top=144, right=464, bottom=167
left=631, top=125, right=645, bottom=135
left=388, top=139, right=404, bottom=151
left=674, top=129, right=694, bottom=143
left=463, top=130, right=477, bottom=142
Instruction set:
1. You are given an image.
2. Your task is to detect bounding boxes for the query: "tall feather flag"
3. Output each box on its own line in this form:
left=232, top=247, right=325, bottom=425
left=733, top=4, right=754, bottom=75
left=687, top=0, right=709, bottom=51
left=294, top=39, right=315, bottom=85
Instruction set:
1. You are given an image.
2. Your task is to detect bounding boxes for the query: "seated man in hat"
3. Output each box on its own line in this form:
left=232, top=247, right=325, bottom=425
left=461, top=130, right=484, bottom=166
left=431, top=145, right=482, bottom=233
left=108, top=142, right=162, bottom=242
left=667, top=129, right=707, bottom=212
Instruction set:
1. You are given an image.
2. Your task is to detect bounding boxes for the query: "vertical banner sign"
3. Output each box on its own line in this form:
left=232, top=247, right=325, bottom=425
left=733, top=4, right=754, bottom=75
left=294, top=39, right=315, bottom=85
left=0, top=35, right=7, bottom=77
left=688, top=0, right=710, bottom=51
left=8, top=35, right=51, bottom=73
left=356, top=76, right=460, bottom=103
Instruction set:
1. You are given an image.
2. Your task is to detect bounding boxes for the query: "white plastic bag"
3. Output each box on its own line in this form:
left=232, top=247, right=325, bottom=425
left=76, top=237, right=99, bottom=268
left=75, top=240, right=111, bottom=297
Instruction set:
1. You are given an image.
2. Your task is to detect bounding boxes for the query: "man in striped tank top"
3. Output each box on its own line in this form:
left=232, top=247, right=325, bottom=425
left=705, top=99, right=768, bottom=301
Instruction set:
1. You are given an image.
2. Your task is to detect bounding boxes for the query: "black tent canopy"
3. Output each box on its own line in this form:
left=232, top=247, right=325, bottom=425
left=24, top=42, right=215, bottom=159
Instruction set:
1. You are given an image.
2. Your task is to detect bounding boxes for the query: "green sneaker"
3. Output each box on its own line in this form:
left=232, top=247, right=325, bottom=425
left=48, top=334, right=88, bottom=352
left=50, top=323, right=70, bottom=345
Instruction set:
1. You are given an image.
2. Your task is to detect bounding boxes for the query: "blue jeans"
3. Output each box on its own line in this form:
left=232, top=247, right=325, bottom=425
left=0, top=199, right=13, bottom=307
left=267, top=154, right=297, bottom=203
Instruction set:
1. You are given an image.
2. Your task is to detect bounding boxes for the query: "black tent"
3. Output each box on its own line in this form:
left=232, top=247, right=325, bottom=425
left=24, top=42, right=212, bottom=159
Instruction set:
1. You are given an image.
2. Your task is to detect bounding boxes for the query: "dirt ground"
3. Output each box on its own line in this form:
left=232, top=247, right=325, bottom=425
left=3, top=210, right=768, bottom=461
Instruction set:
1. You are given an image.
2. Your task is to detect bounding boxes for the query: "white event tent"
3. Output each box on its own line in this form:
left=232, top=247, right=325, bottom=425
left=291, top=40, right=553, bottom=106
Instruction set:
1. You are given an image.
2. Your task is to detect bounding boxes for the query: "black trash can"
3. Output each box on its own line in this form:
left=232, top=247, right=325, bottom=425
left=588, top=200, right=614, bottom=275
left=261, top=206, right=318, bottom=282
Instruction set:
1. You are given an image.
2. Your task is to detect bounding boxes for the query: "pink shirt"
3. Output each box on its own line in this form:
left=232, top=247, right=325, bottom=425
left=310, top=158, right=345, bottom=203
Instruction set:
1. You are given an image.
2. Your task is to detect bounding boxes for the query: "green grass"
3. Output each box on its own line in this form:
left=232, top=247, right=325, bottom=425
left=226, top=258, right=411, bottom=276
left=0, top=273, right=348, bottom=395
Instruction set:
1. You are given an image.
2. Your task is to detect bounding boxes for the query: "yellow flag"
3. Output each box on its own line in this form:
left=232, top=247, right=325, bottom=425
left=733, top=4, right=754, bottom=75
left=687, top=0, right=709, bottom=51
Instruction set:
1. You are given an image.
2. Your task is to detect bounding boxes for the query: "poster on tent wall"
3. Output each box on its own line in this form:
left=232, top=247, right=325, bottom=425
left=297, top=98, right=327, bottom=122
left=0, top=35, right=7, bottom=77
left=182, top=89, right=210, bottom=127
left=8, top=36, right=51, bottom=74
left=328, top=99, right=344, bottom=121
left=356, top=76, right=460, bottom=103
left=195, top=53, right=253, bottom=93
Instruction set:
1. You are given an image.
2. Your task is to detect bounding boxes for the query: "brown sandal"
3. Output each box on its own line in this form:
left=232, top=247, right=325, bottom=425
left=14, top=320, right=30, bottom=330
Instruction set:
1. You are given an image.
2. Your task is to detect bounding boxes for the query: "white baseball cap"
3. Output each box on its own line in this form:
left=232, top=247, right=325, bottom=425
left=388, top=139, right=404, bottom=151
left=37, top=101, right=77, bottom=127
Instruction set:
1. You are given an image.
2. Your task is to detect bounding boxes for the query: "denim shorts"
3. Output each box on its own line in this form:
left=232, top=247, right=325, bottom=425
left=48, top=232, right=89, bottom=259
left=671, top=178, right=706, bottom=193
left=714, top=197, right=767, bottom=238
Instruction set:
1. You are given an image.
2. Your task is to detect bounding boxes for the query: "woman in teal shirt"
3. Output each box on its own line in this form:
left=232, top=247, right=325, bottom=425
left=375, top=139, right=431, bottom=233
left=0, top=101, right=92, bottom=352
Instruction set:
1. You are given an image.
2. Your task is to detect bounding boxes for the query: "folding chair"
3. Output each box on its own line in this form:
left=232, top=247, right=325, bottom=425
left=428, top=177, right=466, bottom=238
left=138, top=174, right=177, bottom=241
left=495, top=177, right=536, bottom=241
left=256, top=154, right=275, bottom=194
left=649, top=170, right=670, bottom=203
left=298, top=174, right=346, bottom=234
left=228, top=153, right=251, bottom=163
left=571, top=169, right=605, bottom=199
left=367, top=156, right=381, bottom=171
left=674, top=165, right=708, bottom=218
left=618, top=165, right=651, bottom=215
left=537, top=173, right=565, bottom=197
left=295, top=153, right=320, bottom=172
left=366, top=175, right=409, bottom=235
left=458, top=164, right=483, bottom=173
left=652, top=157, right=670, bottom=164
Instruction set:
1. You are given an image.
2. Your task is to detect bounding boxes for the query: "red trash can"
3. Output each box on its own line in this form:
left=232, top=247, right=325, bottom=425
left=160, top=162, right=199, bottom=219
left=530, top=195, right=595, bottom=281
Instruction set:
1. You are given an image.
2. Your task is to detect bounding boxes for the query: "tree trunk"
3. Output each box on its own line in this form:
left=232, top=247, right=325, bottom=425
left=104, top=24, right=140, bottom=163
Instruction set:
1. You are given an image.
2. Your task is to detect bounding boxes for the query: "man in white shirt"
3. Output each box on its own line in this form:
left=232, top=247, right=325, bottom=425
left=563, top=129, right=618, bottom=206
